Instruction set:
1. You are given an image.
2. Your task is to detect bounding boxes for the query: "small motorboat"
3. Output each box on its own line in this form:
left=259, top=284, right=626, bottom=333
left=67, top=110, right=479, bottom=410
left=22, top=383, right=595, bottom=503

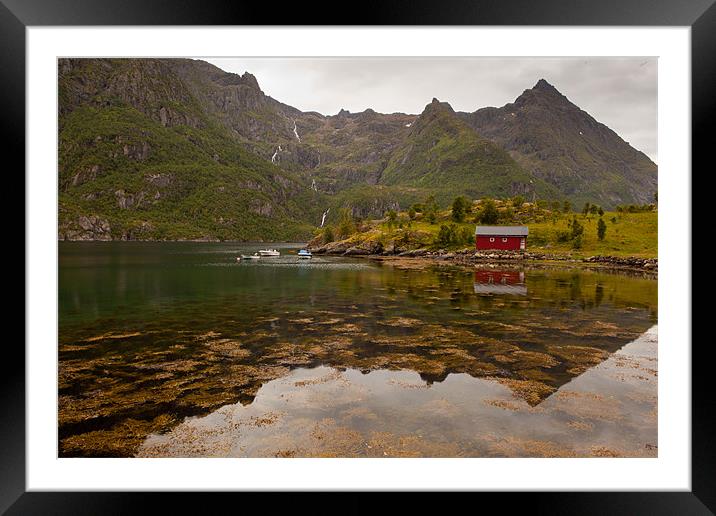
left=238, top=253, right=261, bottom=261
left=297, top=249, right=312, bottom=259
left=258, top=249, right=280, bottom=257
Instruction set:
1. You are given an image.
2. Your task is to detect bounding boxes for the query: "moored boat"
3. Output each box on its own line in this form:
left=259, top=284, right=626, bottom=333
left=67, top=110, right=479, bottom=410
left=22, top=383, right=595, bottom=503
left=258, top=249, right=280, bottom=257
left=238, top=253, right=261, bottom=260
left=297, top=249, right=312, bottom=259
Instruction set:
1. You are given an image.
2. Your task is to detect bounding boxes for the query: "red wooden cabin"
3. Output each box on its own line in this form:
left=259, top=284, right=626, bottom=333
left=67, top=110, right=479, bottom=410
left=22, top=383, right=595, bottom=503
left=475, top=226, right=528, bottom=250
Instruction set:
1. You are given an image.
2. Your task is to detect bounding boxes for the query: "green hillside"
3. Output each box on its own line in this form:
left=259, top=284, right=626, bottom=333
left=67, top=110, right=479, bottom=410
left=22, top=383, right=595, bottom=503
left=59, top=104, right=322, bottom=241
left=380, top=100, right=560, bottom=205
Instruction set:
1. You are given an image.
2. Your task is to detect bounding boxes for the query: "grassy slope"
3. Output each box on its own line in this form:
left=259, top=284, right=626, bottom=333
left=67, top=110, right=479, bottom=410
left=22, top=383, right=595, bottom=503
left=323, top=207, right=657, bottom=259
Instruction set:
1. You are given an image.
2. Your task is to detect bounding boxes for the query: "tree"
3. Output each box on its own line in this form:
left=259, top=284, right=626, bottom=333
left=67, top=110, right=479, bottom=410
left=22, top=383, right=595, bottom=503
left=563, top=200, right=572, bottom=213
left=435, top=224, right=457, bottom=247
left=451, top=196, right=470, bottom=222
left=597, top=218, right=607, bottom=240
left=338, top=208, right=356, bottom=238
left=424, top=194, right=438, bottom=224
left=386, top=209, right=397, bottom=230
left=408, top=207, right=417, bottom=220
left=424, top=194, right=438, bottom=213
left=478, top=198, right=499, bottom=224
left=512, top=195, right=525, bottom=209
left=582, top=202, right=590, bottom=216
left=598, top=206, right=604, bottom=217
left=589, top=205, right=599, bottom=215
left=570, top=217, right=584, bottom=240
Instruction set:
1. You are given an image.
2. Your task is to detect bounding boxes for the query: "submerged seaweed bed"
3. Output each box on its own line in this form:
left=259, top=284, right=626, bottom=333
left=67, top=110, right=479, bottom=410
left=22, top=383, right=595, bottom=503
left=58, top=242, right=657, bottom=457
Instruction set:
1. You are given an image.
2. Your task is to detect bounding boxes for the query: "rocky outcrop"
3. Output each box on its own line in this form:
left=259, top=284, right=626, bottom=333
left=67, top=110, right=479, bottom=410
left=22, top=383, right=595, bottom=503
left=114, top=189, right=147, bottom=210
left=311, top=239, right=383, bottom=256
left=249, top=198, right=273, bottom=217
left=583, top=255, right=658, bottom=270
left=60, top=215, right=112, bottom=241
left=70, top=165, right=101, bottom=188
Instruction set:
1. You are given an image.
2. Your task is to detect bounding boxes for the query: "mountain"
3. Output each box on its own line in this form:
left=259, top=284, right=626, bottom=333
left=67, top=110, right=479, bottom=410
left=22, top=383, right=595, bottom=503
left=458, top=79, right=657, bottom=208
left=58, top=60, right=657, bottom=241
left=58, top=58, right=325, bottom=241
left=379, top=98, right=560, bottom=204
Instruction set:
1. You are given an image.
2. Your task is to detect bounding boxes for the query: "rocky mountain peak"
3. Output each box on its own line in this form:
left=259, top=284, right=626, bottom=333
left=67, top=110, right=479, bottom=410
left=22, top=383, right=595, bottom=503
left=460, top=77, right=657, bottom=207
left=423, top=98, right=454, bottom=114
left=513, top=78, right=570, bottom=109
left=240, top=72, right=260, bottom=90
left=533, top=78, right=558, bottom=93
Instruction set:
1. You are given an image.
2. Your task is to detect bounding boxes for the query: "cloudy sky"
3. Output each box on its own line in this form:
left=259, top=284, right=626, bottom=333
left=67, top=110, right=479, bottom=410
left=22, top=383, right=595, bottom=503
left=202, top=57, right=658, bottom=163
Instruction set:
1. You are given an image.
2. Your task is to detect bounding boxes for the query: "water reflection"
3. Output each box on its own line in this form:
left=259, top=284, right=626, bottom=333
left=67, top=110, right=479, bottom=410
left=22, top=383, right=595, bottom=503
left=139, top=326, right=657, bottom=458
left=474, top=269, right=527, bottom=295
left=58, top=242, right=658, bottom=457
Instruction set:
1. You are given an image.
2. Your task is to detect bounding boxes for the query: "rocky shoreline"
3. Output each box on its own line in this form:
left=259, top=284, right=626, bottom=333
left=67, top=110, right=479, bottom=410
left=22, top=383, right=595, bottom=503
left=309, top=242, right=657, bottom=274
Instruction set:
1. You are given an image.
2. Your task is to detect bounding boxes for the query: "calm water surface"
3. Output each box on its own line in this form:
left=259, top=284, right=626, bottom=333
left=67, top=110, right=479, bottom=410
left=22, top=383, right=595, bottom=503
left=58, top=242, right=657, bottom=457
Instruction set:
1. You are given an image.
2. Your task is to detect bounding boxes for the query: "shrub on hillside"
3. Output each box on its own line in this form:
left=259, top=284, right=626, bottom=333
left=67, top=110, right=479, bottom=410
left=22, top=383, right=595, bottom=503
left=322, top=226, right=335, bottom=243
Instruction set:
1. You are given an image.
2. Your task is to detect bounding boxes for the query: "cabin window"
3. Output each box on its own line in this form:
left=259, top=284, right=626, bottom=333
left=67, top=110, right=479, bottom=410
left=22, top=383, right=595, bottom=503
left=489, top=237, right=495, bottom=242
left=502, top=237, right=508, bottom=243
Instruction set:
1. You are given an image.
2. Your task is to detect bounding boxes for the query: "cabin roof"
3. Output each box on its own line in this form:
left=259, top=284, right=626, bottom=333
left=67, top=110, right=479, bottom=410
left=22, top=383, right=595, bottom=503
left=475, top=226, right=529, bottom=236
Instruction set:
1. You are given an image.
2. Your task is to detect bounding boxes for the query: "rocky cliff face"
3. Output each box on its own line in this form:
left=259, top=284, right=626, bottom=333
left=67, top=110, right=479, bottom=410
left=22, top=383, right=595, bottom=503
left=60, top=59, right=202, bottom=129
left=459, top=79, right=657, bottom=207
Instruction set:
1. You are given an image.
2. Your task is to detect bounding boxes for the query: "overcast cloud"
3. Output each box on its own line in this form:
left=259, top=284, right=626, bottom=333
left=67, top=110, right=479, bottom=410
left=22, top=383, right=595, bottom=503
left=202, top=57, right=657, bottom=163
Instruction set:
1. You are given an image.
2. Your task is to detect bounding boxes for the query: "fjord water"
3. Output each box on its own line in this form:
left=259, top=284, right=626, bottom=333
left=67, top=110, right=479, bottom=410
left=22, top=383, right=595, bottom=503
left=59, top=242, right=657, bottom=457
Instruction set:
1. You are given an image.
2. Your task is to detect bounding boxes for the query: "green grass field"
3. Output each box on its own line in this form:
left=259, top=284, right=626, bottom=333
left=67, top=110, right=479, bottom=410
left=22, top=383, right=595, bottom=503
left=320, top=203, right=657, bottom=259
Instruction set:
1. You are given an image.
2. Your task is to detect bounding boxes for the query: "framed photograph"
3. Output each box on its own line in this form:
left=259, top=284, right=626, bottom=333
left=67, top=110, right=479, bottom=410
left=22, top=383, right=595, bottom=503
left=7, top=0, right=710, bottom=511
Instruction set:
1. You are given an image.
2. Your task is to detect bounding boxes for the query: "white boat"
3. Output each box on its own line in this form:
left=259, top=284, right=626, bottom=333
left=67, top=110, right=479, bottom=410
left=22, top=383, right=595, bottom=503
left=297, top=249, right=312, bottom=259
left=258, top=249, right=280, bottom=257
left=238, top=253, right=261, bottom=260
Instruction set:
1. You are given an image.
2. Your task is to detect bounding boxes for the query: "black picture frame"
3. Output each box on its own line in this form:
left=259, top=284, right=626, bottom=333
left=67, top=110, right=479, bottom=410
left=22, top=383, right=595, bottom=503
left=5, top=0, right=710, bottom=512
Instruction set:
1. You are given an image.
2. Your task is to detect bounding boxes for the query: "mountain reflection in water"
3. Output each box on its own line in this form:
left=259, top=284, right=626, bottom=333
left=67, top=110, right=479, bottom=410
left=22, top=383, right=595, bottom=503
left=58, top=242, right=657, bottom=457
left=140, top=326, right=657, bottom=458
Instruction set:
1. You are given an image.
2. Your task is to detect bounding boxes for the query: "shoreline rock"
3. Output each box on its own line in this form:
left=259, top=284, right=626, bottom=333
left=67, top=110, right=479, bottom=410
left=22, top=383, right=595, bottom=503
left=309, top=243, right=657, bottom=273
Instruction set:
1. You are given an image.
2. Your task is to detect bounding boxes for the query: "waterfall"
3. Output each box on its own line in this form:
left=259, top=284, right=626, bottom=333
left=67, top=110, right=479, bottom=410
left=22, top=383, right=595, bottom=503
left=311, top=178, right=318, bottom=192
left=320, top=208, right=330, bottom=228
left=292, top=119, right=301, bottom=142
left=270, top=145, right=282, bottom=164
